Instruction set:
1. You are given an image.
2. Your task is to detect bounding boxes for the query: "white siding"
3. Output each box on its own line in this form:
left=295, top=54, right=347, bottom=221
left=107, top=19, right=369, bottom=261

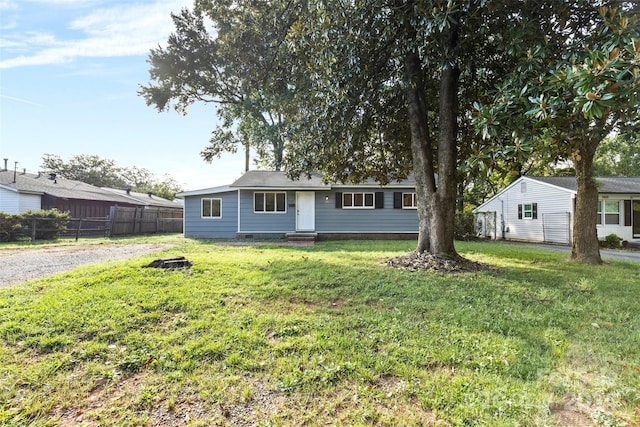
left=0, top=188, right=20, bottom=214
left=596, top=195, right=635, bottom=242
left=475, top=177, right=574, bottom=243
left=18, top=194, right=41, bottom=212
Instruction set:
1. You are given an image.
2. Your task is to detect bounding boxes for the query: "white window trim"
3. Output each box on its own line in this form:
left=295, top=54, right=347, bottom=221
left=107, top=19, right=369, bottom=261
left=342, top=192, right=375, bottom=209
left=402, top=192, right=417, bottom=209
left=253, top=191, right=288, bottom=214
left=523, top=203, right=534, bottom=219
left=600, top=199, right=621, bottom=225
left=201, top=198, right=222, bottom=219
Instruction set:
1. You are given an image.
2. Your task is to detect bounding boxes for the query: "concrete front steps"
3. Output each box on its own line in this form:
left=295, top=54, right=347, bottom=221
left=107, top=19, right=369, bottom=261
left=285, top=232, right=318, bottom=242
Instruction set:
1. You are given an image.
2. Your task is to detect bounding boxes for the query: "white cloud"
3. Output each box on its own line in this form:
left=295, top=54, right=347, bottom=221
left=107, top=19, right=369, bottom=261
left=0, top=0, right=193, bottom=69
left=0, top=1, right=19, bottom=10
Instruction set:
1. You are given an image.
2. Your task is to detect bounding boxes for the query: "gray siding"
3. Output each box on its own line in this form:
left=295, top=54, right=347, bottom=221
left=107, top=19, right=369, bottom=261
left=236, top=189, right=418, bottom=235
left=183, top=190, right=238, bottom=238
left=238, top=190, right=296, bottom=233
left=316, top=189, right=418, bottom=233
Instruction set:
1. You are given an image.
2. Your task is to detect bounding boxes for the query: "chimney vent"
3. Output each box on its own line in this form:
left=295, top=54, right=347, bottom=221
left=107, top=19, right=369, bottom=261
left=3, top=158, right=7, bottom=171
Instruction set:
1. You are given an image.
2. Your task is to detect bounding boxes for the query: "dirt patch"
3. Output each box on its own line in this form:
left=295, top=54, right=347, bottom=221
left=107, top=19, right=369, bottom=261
left=0, top=243, right=174, bottom=287
left=387, top=251, right=489, bottom=273
left=550, top=398, right=597, bottom=427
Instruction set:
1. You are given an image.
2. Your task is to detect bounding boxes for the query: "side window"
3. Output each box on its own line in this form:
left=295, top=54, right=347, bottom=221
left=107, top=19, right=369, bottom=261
left=202, top=198, right=221, bottom=218
left=517, top=203, right=538, bottom=220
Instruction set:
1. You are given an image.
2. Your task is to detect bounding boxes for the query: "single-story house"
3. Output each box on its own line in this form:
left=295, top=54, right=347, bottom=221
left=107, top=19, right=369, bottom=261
left=0, top=168, right=181, bottom=218
left=473, top=176, right=640, bottom=245
left=177, top=170, right=420, bottom=240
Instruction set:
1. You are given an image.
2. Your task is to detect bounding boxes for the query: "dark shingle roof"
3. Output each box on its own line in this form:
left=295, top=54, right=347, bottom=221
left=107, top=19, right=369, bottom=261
left=0, top=170, right=140, bottom=204
left=529, top=176, right=640, bottom=193
left=229, top=170, right=416, bottom=189
left=230, top=171, right=330, bottom=189
left=102, top=188, right=183, bottom=209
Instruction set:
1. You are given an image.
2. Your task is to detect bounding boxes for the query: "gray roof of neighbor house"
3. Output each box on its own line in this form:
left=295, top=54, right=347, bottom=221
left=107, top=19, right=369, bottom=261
left=0, top=170, right=143, bottom=205
left=102, top=188, right=183, bottom=209
left=530, top=176, right=640, bottom=194
left=229, top=170, right=417, bottom=189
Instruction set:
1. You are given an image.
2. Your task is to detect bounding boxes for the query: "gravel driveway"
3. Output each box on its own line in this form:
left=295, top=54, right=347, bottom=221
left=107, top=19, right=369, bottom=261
left=0, top=244, right=174, bottom=288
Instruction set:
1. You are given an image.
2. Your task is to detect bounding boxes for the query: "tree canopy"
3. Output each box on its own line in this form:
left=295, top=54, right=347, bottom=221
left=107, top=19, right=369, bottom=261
left=139, top=2, right=299, bottom=170
left=594, top=133, right=640, bottom=176
left=40, top=154, right=183, bottom=200
left=474, top=2, right=640, bottom=263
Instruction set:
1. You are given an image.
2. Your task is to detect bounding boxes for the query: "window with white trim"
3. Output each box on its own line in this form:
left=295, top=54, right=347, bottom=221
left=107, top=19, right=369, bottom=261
left=598, top=200, right=620, bottom=225
left=517, top=203, right=537, bottom=220
left=254, top=192, right=286, bottom=213
left=342, top=192, right=374, bottom=208
left=402, top=192, right=417, bottom=208
left=201, top=198, right=221, bottom=218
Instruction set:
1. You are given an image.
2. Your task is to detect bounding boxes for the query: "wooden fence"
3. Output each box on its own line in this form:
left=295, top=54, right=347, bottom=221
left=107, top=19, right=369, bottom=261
left=108, top=206, right=183, bottom=236
left=20, top=207, right=183, bottom=241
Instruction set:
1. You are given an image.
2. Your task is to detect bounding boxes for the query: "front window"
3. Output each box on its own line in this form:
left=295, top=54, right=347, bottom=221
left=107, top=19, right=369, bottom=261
left=202, top=198, right=221, bottom=218
left=343, top=192, right=374, bottom=209
left=602, top=200, right=620, bottom=225
left=254, top=192, right=286, bottom=213
left=403, top=193, right=417, bottom=208
left=523, top=203, right=533, bottom=219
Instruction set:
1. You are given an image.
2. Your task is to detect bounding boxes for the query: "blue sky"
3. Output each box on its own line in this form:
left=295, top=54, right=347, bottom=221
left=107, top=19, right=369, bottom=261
left=0, top=0, right=246, bottom=191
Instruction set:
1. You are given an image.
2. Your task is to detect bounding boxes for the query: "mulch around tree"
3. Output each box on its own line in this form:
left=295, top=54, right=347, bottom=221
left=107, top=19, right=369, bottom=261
left=387, top=251, right=490, bottom=273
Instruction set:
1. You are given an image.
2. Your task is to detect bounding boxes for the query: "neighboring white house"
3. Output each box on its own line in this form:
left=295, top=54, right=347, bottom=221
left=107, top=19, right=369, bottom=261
left=473, top=176, right=640, bottom=245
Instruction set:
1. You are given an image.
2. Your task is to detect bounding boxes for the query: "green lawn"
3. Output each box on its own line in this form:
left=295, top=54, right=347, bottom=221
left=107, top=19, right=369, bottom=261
left=0, top=239, right=638, bottom=426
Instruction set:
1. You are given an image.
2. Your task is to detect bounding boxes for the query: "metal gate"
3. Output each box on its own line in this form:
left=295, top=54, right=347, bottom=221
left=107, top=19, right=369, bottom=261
left=542, top=212, right=571, bottom=244
left=474, top=211, right=497, bottom=239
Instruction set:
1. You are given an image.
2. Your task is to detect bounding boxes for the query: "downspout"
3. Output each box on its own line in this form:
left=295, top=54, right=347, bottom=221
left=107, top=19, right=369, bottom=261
left=500, top=199, right=505, bottom=239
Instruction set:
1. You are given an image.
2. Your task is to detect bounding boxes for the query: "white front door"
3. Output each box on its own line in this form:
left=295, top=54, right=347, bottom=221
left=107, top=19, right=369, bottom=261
left=296, top=192, right=315, bottom=231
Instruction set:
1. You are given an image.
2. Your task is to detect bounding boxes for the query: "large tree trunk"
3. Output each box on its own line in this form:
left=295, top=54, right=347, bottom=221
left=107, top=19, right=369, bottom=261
left=428, top=61, right=460, bottom=258
left=404, top=42, right=460, bottom=259
left=571, top=142, right=602, bottom=264
left=405, top=51, right=435, bottom=253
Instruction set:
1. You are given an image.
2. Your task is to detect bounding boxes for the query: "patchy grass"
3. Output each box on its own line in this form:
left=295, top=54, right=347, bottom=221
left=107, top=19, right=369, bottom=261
left=0, top=239, right=638, bottom=426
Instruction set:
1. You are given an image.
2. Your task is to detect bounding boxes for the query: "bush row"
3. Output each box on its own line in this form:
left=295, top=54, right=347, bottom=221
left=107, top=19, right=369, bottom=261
left=0, top=210, right=71, bottom=242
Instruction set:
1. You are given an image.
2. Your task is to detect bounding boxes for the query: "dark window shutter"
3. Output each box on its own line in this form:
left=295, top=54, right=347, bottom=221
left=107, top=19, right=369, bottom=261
left=375, top=192, right=384, bottom=209
left=393, top=192, right=402, bottom=209
left=335, top=192, right=342, bottom=208
left=517, top=204, right=522, bottom=219
left=532, top=203, right=538, bottom=219
left=624, top=200, right=632, bottom=226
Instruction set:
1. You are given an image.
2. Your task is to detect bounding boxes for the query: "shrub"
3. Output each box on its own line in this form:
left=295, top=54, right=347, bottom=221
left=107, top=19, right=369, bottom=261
left=20, top=210, right=70, bottom=240
left=600, top=233, right=623, bottom=249
left=0, top=213, right=24, bottom=242
left=454, top=212, right=476, bottom=241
